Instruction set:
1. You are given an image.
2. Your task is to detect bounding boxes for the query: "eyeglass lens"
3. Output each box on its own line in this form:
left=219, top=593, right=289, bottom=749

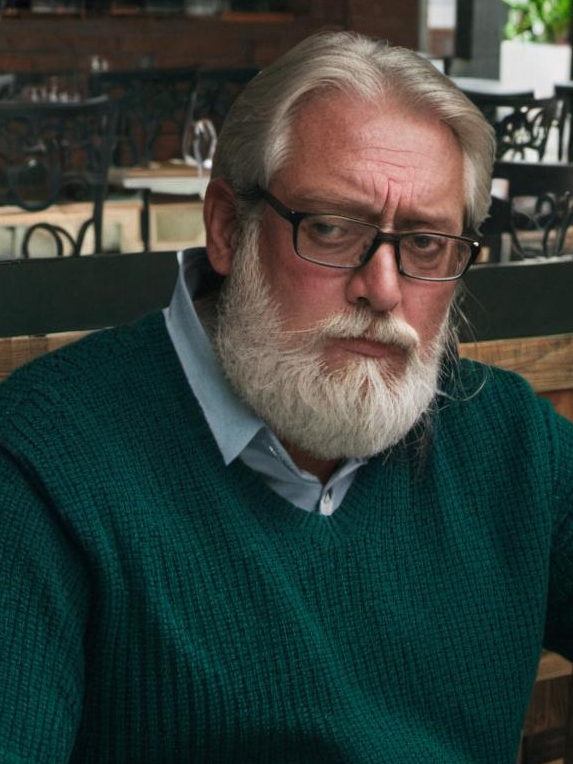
left=297, top=215, right=472, bottom=279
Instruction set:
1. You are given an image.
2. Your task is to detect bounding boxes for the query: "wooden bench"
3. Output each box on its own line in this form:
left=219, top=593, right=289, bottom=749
left=460, top=333, right=573, bottom=422
left=461, top=334, right=573, bottom=764
left=0, top=332, right=89, bottom=383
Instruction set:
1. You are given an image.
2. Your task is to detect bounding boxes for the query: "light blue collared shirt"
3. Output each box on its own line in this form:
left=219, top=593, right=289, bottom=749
left=163, top=248, right=367, bottom=515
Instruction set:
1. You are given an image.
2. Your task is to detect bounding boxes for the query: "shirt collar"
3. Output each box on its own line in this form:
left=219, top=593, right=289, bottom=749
left=163, top=247, right=368, bottom=515
left=163, top=248, right=264, bottom=465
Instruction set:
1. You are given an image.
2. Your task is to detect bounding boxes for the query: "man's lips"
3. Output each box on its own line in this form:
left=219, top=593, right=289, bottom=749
left=332, top=337, right=409, bottom=359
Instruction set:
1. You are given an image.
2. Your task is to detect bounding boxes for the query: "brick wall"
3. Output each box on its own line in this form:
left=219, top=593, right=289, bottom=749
left=347, top=0, right=419, bottom=48
left=0, top=2, right=419, bottom=73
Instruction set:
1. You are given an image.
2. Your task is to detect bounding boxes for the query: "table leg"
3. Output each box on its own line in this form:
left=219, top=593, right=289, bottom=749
left=141, top=188, right=151, bottom=252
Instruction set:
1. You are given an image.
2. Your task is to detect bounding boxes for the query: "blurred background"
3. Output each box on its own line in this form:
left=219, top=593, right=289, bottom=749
left=0, top=0, right=551, bottom=77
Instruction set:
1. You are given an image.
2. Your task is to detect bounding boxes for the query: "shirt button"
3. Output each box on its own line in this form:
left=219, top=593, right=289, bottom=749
left=320, top=489, right=334, bottom=516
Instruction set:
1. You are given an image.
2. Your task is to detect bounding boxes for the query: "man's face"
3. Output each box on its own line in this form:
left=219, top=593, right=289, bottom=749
left=258, top=92, right=465, bottom=372
left=212, top=93, right=466, bottom=470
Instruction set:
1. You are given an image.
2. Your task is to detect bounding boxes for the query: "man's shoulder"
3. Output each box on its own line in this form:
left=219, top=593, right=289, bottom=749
left=445, top=356, right=568, bottom=438
left=0, top=312, right=179, bottom=430
left=455, top=356, right=537, bottom=398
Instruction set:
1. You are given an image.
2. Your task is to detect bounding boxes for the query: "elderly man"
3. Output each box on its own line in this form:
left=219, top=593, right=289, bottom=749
left=0, top=31, right=571, bottom=763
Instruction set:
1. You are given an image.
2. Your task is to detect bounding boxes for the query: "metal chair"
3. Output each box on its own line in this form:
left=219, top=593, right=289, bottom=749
left=89, top=66, right=259, bottom=166
left=554, top=83, right=573, bottom=162
left=90, top=67, right=207, bottom=252
left=0, top=96, right=116, bottom=257
left=481, top=161, right=573, bottom=260
left=93, top=67, right=257, bottom=252
left=465, top=92, right=560, bottom=162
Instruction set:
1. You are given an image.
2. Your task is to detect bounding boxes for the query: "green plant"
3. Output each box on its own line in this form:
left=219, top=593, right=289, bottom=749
left=502, top=0, right=571, bottom=42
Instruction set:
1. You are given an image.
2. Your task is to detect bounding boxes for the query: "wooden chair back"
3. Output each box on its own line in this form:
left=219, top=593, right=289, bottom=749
left=460, top=332, right=573, bottom=421
left=461, top=334, right=573, bottom=764
left=0, top=331, right=87, bottom=383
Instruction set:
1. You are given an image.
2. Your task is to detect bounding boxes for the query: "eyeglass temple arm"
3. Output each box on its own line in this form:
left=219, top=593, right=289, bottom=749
left=258, top=187, right=299, bottom=222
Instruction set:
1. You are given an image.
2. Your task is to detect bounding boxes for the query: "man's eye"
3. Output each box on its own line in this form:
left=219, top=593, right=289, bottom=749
left=409, top=234, right=440, bottom=252
left=307, top=218, right=349, bottom=240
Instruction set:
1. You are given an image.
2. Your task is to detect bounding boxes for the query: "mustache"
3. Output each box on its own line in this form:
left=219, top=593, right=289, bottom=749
left=289, top=307, right=420, bottom=353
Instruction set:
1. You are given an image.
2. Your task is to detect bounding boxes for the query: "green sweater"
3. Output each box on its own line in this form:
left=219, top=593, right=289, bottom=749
left=1, top=311, right=572, bottom=764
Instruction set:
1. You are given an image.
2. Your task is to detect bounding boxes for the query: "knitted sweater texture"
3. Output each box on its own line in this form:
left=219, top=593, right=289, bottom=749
left=0, top=312, right=572, bottom=764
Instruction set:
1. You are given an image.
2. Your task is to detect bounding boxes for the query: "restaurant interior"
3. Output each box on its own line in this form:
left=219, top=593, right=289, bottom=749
left=0, top=1, right=571, bottom=762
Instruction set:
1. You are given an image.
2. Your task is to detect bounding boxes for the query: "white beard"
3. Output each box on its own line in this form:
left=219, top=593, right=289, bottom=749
left=214, top=219, right=450, bottom=461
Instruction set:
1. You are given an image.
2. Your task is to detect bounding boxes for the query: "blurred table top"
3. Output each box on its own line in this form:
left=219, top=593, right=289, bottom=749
left=109, top=161, right=210, bottom=198
left=450, top=77, right=535, bottom=98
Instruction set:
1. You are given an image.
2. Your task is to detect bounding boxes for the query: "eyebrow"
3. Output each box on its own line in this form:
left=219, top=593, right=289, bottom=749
left=290, top=192, right=461, bottom=233
left=291, top=192, right=376, bottom=218
left=398, top=215, right=462, bottom=233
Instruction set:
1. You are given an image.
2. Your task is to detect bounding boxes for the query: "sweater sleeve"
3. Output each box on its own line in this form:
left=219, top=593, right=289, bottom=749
left=0, top=448, right=89, bottom=764
left=543, top=410, right=573, bottom=659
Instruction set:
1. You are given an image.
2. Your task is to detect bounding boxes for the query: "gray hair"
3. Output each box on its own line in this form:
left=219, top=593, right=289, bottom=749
left=211, top=31, right=496, bottom=232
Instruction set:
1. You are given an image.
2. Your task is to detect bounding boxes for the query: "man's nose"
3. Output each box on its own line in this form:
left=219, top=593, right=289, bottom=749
left=344, top=241, right=402, bottom=313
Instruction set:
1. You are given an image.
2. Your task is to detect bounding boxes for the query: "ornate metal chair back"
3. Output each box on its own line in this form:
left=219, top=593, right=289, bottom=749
left=0, top=96, right=117, bottom=258
left=89, top=67, right=198, bottom=167
left=466, top=92, right=560, bottom=162
left=483, top=161, right=573, bottom=260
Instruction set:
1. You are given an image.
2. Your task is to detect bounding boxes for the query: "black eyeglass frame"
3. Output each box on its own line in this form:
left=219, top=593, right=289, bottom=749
left=258, top=187, right=481, bottom=282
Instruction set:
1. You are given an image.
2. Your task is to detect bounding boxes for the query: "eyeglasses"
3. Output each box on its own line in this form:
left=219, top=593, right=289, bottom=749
left=258, top=188, right=481, bottom=282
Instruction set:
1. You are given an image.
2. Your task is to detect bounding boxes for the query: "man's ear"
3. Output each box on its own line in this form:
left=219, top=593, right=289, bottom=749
left=203, top=178, right=238, bottom=276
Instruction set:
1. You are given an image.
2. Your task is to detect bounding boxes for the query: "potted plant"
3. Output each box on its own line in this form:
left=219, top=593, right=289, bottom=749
left=503, top=0, right=570, bottom=42
left=499, top=0, right=572, bottom=97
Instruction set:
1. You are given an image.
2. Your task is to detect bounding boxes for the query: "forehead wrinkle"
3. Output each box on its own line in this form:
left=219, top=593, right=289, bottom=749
left=352, top=138, right=442, bottom=162
left=379, top=178, right=413, bottom=226
left=334, top=153, right=437, bottom=200
left=318, top=163, right=390, bottom=215
left=358, top=157, right=439, bottom=184
left=351, top=150, right=446, bottom=199
left=328, top=159, right=418, bottom=220
left=280, top=99, right=463, bottom=221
